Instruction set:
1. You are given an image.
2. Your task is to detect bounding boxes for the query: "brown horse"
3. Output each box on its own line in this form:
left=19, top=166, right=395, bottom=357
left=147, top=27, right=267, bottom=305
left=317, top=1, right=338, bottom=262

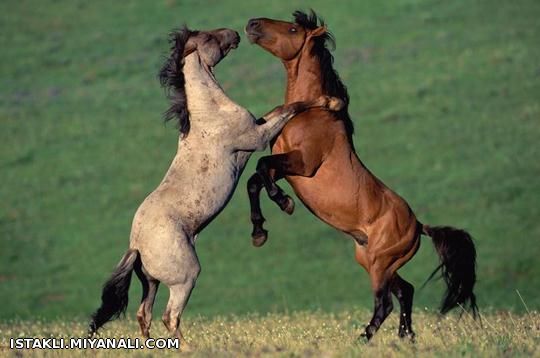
left=245, top=10, right=478, bottom=340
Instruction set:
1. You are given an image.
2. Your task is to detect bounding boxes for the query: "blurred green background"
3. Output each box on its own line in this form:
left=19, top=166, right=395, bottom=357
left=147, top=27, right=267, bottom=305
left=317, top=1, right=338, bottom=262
left=1, top=0, right=539, bottom=321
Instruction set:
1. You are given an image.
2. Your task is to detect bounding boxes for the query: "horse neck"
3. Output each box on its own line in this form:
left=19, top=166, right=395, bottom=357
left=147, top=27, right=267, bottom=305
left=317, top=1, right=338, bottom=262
left=181, top=53, right=238, bottom=143
left=183, top=53, right=230, bottom=114
left=283, top=48, right=324, bottom=103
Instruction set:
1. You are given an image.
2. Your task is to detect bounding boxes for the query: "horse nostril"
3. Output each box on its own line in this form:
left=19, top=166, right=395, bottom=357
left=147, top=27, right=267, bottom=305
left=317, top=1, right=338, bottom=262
left=247, top=19, right=260, bottom=30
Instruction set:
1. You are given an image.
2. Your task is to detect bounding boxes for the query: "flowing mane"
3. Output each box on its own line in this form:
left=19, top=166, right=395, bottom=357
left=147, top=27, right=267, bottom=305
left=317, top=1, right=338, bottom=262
left=293, top=10, right=355, bottom=145
left=158, top=26, right=197, bottom=137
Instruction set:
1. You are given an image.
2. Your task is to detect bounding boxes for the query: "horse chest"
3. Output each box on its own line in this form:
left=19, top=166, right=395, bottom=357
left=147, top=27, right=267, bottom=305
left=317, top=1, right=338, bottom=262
left=270, top=111, right=333, bottom=153
left=199, top=153, right=249, bottom=204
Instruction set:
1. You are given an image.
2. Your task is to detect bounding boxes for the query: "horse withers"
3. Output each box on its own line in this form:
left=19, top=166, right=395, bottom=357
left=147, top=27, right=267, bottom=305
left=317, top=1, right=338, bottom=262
left=88, top=26, right=343, bottom=350
left=245, top=10, right=478, bottom=340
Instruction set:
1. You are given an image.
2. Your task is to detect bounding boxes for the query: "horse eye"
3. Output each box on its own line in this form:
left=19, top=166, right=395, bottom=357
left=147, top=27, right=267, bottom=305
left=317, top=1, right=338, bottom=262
left=289, top=27, right=297, bottom=33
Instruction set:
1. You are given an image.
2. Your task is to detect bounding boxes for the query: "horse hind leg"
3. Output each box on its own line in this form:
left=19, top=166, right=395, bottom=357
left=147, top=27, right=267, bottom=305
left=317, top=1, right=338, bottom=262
left=362, top=229, right=420, bottom=340
left=162, top=280, right=199, bottom=351
left=354, top=244, right=393, bottom=340
left=135, top=263, right=159, bottom=338
left=161, top=245, right=200, bottom=350
left=362, top=271, right=394, bottom=340
left=391, top=274, right=415, bottom=339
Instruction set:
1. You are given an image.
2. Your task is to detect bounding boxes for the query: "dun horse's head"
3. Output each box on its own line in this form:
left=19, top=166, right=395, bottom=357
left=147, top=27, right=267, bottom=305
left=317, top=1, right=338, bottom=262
left=159, top=26, right=240, bottom=137
left=245, top=10, right=332, bottom=61
left=184, top=28, right=240, bottom=68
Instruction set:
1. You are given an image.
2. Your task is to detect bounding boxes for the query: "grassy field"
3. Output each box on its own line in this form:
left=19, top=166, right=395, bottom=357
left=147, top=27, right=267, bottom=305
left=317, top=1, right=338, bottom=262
left=1, top=0, right=540, bottom=342
left=1, top=310, right=539, bottom=356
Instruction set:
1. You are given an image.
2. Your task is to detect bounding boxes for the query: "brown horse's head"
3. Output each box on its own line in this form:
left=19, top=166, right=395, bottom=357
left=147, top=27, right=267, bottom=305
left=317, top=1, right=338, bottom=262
left=159, top=26, right=240, bottom=136
left=245, top=10, right=332, bottom=61
left=245, top=11, right=354, bottom=144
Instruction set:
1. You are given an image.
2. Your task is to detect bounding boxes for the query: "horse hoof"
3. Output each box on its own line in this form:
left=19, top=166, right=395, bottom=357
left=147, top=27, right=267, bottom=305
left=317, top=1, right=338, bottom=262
left=360, top=325, right=375, bottom=341
left=281, top=196, right=295, bottom=215
left=359, top=332, right=371, bottom=342
left=252, top=230, right=268, bottom=247
left=399, top=329, right=416, bottom=342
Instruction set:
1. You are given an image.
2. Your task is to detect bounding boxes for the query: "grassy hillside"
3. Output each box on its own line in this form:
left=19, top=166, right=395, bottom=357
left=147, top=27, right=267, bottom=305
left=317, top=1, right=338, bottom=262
left=1, top=0, right=539, bottom=323
left=1, top=310, right=539, bottom=356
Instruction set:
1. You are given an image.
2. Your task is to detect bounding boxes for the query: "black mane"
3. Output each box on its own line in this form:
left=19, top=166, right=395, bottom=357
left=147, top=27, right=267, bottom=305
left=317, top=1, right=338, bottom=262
left=158, top=26, right=195, bottom=137
left=293, top=10, right=355, bottom=145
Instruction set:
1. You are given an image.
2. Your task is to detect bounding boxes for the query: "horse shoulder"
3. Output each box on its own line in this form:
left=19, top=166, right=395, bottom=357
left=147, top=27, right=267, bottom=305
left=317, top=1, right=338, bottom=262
left=210, top=103, right=254, bottom=135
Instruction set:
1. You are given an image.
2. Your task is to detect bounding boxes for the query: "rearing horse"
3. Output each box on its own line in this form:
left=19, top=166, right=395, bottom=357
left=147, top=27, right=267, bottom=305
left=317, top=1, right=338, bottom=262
left=88, top=25, right=342, bottom=349
left=245, top=10, right=478, bottom=340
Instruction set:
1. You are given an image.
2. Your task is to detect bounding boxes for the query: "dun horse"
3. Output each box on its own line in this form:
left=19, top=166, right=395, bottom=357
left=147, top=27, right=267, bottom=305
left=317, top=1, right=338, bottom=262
left=245, top=11, right=478, bottom=340
left=88, top=26, right=343, bottom=348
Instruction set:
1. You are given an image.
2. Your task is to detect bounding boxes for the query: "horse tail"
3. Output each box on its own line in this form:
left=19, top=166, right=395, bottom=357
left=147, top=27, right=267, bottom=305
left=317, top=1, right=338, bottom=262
left=421, top=223, right=479, bottom=317
left=89, top=249, right=140, bottom=335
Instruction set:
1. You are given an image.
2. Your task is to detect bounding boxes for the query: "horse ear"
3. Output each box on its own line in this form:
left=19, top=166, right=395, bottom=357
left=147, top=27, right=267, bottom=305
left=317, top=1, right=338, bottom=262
left=308, top=26, right=327, bottom=38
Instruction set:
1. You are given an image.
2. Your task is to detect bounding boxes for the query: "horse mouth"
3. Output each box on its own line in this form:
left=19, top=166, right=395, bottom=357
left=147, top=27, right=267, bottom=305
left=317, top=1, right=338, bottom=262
left=223, top=34, right=240, bottom=56
left=231, top=34, right=240, bottom=49
left=244, top=28, right=261, bottom=44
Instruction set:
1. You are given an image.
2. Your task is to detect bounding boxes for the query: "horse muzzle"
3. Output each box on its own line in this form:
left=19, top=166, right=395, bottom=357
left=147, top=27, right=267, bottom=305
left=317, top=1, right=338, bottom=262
left=245, top=18, right=263, bottom=43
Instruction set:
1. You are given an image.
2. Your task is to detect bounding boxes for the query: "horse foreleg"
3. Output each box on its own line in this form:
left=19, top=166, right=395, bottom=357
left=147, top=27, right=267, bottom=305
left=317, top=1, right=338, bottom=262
left=237, top=97, right=334, bottom=152
left=247, top=173, right=268, bottom=247
left=255, top=158, right=294, bottom=214
left=256, top=149, right=321, bottom=207
left=255, top=96, right=343, bottom=146
left=250, top=150, right=322, bottom=244
left=247, top=165, right=291, bottom=246
left=240, top=95, right=343, bottom=152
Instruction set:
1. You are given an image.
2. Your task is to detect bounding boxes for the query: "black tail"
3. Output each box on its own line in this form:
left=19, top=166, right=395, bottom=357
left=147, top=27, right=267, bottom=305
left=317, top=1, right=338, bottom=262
left=89, top=249, right=140, bottom=335
left=422, top=224, right=478, bottom=318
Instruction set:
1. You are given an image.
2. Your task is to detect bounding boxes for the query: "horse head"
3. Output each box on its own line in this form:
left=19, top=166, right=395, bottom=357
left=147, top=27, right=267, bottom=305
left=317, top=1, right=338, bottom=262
left=159, top=26, right=240, bottom=137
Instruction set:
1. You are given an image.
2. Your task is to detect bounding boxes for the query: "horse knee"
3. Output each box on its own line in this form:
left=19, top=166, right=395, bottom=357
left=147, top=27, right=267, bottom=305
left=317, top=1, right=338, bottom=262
left=255, top=157, right=268, bottom=173
left=247, top=174, right=261, bottom=194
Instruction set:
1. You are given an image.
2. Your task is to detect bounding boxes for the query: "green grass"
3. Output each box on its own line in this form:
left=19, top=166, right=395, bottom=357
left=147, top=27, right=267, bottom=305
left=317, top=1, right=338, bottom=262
left=1, top=310, right=539, bottom=356
left=1, top=0, right=539, bottom=327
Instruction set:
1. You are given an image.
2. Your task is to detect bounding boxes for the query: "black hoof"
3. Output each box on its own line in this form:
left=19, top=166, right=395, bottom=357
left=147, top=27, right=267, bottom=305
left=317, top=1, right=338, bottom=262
left=279, top=196, right=295, bottom=215
left=360, top=325, right=376, bottom=341
left=252, top=229, right=268, bottom=247
left=398, top=329, right=416, bottom=342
